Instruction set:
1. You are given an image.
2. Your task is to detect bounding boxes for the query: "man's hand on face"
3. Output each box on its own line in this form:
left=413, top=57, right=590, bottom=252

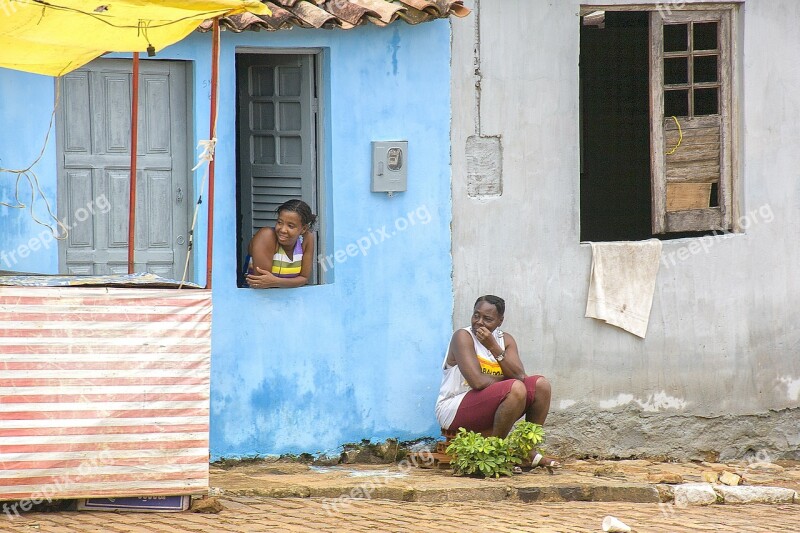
left=475, top=326, right=498, bottom=349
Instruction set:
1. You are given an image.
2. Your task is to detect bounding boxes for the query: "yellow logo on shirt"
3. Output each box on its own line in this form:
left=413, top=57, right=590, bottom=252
left=478, top=355, right=502, bottom=376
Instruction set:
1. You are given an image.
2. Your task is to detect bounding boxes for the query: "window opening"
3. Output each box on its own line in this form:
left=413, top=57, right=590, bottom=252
left=579, top=7, right=734, bottom=241
left=235, top=52, right=322, bottom=286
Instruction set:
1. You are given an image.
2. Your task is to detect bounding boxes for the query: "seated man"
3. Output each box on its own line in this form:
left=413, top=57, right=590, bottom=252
left=435, top=295, right=559, bottom=468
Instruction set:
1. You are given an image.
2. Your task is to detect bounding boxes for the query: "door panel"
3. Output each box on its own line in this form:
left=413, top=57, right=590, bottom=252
left=57, top=59, right=190, bottom=279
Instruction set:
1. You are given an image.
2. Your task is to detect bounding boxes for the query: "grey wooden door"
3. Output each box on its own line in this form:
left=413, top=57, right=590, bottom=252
left=57, top=59, right=190, bottom=279
left=237, top=53, right=317, bottom=264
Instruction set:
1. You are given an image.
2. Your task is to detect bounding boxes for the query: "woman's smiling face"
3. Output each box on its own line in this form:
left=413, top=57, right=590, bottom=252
left=274, top=210, right=305, bottom=247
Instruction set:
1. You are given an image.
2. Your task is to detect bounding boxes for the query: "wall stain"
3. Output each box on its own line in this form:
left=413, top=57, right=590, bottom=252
left=388, top=28, right=400, bottom=75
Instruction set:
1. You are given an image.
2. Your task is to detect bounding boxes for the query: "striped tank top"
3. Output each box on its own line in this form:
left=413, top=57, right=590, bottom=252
left=244, top=234, right=304, bottom=280
left=271, top=236, right=304, bottom=278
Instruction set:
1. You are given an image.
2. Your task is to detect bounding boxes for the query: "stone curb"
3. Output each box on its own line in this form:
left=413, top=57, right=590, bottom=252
left=713, top=485, right=797, bottom=504
left=213, top=481, right=800, bottom=506
left=659, top=483, right=798, bottom=506
left=214, top=482, right=661, bottom=504
left=516, top=483, right=660, bottom=504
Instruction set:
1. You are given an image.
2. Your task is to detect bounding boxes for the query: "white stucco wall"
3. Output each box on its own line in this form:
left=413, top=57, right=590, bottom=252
left=451, top=0, right=800, bottom=458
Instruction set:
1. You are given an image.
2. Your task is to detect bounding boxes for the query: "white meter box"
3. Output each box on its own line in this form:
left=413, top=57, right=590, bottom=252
left=371, top=141, right=408, bottom=193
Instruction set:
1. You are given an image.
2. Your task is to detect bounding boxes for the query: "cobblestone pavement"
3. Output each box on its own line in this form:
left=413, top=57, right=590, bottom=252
left=2, top=497, right=799, bottom=532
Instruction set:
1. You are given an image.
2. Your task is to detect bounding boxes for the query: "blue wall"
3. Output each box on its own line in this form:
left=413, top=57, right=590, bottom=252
left=0, top=21, right=454, bottom=458
left=0, top=71, right=60, bottom=274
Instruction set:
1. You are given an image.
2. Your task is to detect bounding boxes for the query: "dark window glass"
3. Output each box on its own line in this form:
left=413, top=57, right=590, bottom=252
left=693, top=22, right=718, bottom=50
left=252, top=102, right=275, bottom=131
left=664, top=57, right=689, bottom=85
left=253, top=135, right=276, bottom=164
left=279, top=136, right=302, bottom=165
left=665, top=89, right=689, bottom=117
left=694, top=88, right=719, bottom=115
left=251, top=66, right=274, bottom=97
left=694, top=55, right=718, bottom=83
left=664, top=24, right=688, bottom=52
left=278, top=67, right=302, bottom=96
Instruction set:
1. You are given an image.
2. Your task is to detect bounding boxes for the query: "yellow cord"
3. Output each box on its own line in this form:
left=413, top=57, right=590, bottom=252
left=666, top=115, right=682, bottom=155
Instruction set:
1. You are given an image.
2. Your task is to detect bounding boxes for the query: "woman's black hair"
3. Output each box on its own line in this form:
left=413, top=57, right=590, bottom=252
left=276, top=199, right=317, bottom=230
left=474, top=295, right=505, bottom=316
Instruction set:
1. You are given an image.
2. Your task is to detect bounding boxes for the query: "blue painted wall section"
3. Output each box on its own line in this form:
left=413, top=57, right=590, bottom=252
left=0, top=71, right=60, bottom=274
left=0, top=21, right=454, bottom=458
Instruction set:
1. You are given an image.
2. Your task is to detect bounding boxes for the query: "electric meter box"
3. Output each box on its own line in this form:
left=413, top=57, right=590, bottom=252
left=371, top=141, right=408, bottom=193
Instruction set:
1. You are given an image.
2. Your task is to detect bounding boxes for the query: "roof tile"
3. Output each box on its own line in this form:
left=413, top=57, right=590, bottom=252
left=200, top=0, right=469, bottom=32
left=349, top=0, right=404, bottom=24
left=288, top=1, right=337, bottom=27
left=325, top=1, right=370, bottom=26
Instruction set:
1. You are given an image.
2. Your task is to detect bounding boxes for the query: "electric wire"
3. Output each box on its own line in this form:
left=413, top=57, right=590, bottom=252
left=21, top=0, right=238, bottom=29
left=0, top=77, right=68, bottom=239
left=179, top=26, right=220, bottom=289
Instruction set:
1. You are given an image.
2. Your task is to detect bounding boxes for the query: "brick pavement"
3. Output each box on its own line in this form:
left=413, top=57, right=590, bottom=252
left=2, top=497, right=799, bottom=532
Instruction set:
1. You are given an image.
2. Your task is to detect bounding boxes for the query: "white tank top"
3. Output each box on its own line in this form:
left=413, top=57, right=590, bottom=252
left=434, top=327, right=505, bottom=429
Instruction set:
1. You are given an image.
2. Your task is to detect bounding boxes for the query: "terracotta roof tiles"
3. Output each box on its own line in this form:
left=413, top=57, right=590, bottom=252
left=199, top=0, right=469, bottom=32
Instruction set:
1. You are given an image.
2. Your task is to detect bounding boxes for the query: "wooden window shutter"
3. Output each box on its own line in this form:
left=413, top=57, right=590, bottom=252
left=649, top=10, right=733, bottom=234
left=237, top=53, right=317, bottom=246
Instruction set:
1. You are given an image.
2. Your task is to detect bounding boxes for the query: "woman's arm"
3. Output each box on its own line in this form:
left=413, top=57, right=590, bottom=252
left=246, top=232, right=315, bottom=289
left=472, top=327, right=526, bottom=381
left=451, top=329, right=503, bottom=390
left=494, top=332, right=526, bottom=381
left=248, top=227, right=277, bottom=273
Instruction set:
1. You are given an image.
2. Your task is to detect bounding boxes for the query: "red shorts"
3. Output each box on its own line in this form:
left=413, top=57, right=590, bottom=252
left=449, top=375, right=543, bottom=432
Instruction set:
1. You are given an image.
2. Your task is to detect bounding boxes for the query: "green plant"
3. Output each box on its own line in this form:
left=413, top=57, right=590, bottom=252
left=445, top=422, right=546, bottom=478
left=506, top=421, right=545, bottom=464
left=445, top=428, right=519, bottom=478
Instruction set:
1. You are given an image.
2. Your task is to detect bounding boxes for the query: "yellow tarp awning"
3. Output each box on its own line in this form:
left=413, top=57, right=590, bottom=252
left=0, top=0, right=270, bottom=76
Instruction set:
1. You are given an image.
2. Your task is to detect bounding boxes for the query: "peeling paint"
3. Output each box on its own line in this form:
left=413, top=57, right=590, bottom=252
left=635, top=392, right=688, bottom=412
left=597, top=392, right=687, bottom=412
left=778, top=376, right=800, bottom=401
left=598, top=394, right=634, bottom=409
left=559, top=399, right=576, bottom=409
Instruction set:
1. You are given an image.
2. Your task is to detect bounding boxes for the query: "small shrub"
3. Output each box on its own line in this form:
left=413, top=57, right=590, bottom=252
left=506, top=421, right=545, bottom=464
left=446, top=428, right=518, bottom=478
left=445, top=422, right=545, bottom=478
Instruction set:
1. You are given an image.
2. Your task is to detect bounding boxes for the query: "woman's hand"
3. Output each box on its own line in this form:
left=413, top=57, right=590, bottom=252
left=474, top=326, right=500, bottom=352
left=246, top=267, right=280, bottom=289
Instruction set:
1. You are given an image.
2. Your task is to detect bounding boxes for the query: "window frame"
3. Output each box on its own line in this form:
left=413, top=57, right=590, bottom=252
left=579, top=3, right=740, bottom=237
left=234, top=47, right=326, bottom=286
left=649, top=9, right=734, bottom=234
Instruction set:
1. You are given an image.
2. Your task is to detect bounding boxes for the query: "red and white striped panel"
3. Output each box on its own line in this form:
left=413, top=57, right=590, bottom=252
left=0, top=287, right=211, bottom=501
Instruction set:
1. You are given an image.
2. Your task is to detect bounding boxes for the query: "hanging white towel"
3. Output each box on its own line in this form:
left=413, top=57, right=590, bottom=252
left=585, top=239, right=662, bottom=338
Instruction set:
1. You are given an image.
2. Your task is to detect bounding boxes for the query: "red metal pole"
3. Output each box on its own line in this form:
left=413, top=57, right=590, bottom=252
left=205, top=20, right=220, bottom=289
left=128, top=52, right=140, bottom=274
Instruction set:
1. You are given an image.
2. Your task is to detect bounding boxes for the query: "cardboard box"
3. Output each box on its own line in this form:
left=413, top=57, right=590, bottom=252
left=77, top=495, right=190, bottom=512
